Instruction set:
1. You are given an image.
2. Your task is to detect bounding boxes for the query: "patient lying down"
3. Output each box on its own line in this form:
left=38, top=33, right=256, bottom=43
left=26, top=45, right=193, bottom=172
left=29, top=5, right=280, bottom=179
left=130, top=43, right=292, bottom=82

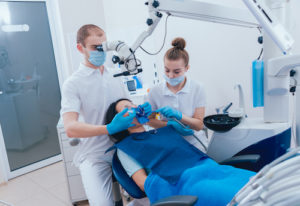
left=105, top=99, right=255, bottom=206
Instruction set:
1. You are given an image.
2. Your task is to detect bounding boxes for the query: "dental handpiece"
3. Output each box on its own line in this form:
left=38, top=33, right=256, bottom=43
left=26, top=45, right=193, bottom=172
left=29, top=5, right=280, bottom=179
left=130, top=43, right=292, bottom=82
left=171, top=117, right=207, bottom=151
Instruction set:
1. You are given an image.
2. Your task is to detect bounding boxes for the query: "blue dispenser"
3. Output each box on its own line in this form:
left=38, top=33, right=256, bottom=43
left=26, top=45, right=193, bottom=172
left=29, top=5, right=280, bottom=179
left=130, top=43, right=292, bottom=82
left=133, top=76, right=143, bottom=89
left=252, top=60, right=264, bottom=107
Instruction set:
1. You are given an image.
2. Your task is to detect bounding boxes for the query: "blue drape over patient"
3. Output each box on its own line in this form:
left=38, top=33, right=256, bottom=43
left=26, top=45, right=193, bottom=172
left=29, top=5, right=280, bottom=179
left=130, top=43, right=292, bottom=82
left=144, top=158, right=255, bottom=205
left=115, top=126, right=207, bottom=184
left=114, top=126, right=255, bottom=205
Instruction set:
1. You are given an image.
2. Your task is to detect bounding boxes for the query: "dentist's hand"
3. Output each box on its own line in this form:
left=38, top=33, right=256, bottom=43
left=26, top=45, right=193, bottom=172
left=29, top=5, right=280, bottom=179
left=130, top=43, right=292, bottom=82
left=140, top=102, right=152, bottom=117
left=167, top=120, right=194, bottom=136
left=156, top=106, right=182, bottom=120
left=107, top=108, right=136, bottom=135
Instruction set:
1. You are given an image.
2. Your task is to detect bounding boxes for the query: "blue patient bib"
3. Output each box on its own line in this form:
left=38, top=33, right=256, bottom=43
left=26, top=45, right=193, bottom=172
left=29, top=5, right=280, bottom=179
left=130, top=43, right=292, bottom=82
left=115, top=126, right=207, bottom=184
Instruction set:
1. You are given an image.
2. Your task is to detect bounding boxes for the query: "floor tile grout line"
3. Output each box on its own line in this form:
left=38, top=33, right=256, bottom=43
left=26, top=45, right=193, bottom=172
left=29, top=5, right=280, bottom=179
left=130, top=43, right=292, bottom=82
left=11, top=163, right=71, bottom=206
left=27, top=175, right=71, bottom=205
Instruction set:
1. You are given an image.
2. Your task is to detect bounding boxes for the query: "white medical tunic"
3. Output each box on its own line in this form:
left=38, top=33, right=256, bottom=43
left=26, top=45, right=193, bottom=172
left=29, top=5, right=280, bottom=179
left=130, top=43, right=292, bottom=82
left=147, top=76, right=207, bottom=151
left=60, top=63, right=129, bottom=166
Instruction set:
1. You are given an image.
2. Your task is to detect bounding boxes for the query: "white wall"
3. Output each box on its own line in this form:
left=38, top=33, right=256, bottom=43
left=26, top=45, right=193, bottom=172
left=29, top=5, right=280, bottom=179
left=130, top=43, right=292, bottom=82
left=288, top=0, right=300, bottom=54
left=57, top=0, right=107, bottom=76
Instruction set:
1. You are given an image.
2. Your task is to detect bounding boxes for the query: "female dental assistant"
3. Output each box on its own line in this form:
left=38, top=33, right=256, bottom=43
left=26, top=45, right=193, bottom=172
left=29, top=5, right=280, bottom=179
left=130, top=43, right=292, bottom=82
left=148, top=37, right=207, bottom=151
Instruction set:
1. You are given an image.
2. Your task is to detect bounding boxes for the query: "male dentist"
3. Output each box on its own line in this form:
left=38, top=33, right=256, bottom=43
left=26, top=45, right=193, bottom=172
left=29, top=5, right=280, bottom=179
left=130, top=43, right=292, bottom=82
left=61, top=24, right=141, bottom=206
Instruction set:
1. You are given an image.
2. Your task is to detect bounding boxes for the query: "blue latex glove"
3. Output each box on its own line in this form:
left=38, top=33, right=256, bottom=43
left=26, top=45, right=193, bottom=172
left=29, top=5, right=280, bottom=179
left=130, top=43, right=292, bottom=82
left=107, top=108, right=136, bottom=135
left=128, top=106, right=149, bottom=124
left=167, top=120, right=194, bottom=136
left=140, top=102, right=152, bottom=117
left=156, top=106, right=182, bottom=120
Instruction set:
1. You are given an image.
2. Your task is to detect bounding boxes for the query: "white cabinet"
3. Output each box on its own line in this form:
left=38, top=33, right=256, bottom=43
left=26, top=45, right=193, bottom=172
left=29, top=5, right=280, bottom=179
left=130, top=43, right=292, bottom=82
left=57, top=121, right=87, bottom=205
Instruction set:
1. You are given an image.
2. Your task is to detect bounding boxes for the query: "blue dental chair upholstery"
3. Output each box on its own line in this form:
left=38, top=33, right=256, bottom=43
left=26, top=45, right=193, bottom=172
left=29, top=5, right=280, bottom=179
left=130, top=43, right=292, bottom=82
left=112, top=152, right=198, bottom=206
left=112, top=151, right=146, bottom=199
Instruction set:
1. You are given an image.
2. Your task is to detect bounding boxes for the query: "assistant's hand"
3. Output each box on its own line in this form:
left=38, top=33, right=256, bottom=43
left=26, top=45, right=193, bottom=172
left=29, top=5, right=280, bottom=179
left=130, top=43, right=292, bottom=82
left=167, top=120, right=194, bottom=136
left=140, top=102, right=152, bottom=117
left=156, top=106, right=182, bottom=120
left=106, top=108, right=136, bottom=135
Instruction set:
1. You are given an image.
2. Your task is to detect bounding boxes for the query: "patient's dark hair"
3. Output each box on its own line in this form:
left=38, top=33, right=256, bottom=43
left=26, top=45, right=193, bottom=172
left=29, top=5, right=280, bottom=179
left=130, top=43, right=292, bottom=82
left=105, top=98, right=131, bottom=143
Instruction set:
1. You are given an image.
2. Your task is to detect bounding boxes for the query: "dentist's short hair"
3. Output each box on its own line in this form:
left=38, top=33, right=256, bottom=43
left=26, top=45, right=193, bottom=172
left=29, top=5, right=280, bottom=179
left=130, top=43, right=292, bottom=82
left=77, top=24, right=104, bottom=47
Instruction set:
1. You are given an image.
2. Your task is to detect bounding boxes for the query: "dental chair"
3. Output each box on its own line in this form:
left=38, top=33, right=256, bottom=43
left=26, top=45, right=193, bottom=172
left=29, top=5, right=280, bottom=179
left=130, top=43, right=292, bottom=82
left=112, top=152, right=198, bottom=206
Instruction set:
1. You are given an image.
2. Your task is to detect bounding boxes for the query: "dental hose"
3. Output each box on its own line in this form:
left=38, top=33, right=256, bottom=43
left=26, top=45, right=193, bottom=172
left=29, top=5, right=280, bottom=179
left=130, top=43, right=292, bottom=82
left=171, top=117, right=207, bottom=151
left=0, top=200, right=14, bottom=206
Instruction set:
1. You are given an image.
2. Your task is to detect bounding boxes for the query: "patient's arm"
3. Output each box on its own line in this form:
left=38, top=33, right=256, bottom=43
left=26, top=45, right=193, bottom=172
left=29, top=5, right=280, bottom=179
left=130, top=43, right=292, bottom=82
left=117, top=149, right=148, bottom=191
left=132, top=169, right=148, bottom=191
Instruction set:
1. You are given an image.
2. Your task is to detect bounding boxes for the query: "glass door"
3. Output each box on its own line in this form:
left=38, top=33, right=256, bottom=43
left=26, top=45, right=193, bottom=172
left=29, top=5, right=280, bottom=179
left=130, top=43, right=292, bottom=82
left=0, top=1, right=62, bottom=179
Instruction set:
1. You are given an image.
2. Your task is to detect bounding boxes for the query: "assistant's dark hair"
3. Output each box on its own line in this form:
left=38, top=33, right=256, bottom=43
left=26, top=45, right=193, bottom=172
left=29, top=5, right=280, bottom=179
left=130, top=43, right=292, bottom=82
left=105, top=98, right=131, bottom=143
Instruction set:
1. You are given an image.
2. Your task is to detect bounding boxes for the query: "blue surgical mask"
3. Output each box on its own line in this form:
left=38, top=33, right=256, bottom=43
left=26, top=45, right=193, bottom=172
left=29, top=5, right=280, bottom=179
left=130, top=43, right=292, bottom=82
left=88, top=50, right=106, bottom=66
left=163, top=74, right=185, bottom=86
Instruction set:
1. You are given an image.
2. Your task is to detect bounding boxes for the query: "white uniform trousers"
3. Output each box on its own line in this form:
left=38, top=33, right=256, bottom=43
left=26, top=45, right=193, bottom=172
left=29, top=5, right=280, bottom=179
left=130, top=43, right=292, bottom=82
left=79, top=159, right=113, bottom=206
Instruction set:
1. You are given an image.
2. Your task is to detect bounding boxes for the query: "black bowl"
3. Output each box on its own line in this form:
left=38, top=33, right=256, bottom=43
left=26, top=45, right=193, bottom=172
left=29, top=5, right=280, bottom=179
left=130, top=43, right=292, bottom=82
left=203, top=114, right=241, bottom=132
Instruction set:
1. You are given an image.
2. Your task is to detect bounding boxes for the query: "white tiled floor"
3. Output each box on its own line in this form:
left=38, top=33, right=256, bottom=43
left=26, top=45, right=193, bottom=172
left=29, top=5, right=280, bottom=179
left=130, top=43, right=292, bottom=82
left=0, top=161, right=89, bottom=206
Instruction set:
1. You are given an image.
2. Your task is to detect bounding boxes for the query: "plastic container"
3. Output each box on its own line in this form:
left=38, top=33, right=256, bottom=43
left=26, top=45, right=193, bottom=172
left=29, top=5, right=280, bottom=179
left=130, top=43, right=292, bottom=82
left=252, top=60, right=264, bottom=107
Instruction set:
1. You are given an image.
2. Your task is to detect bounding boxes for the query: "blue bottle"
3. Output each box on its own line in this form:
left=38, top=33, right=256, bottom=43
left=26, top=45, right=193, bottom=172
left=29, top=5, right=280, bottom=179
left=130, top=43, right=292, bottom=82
left=252, top=60, right=264, bottom=107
